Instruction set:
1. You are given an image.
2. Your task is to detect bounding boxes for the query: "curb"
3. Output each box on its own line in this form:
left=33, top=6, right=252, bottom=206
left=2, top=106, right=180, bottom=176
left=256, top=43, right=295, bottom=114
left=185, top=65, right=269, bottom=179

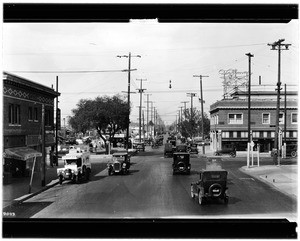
left=12, top=179, right=60, bottom=205
left=239, top=166, right=297, bottom=201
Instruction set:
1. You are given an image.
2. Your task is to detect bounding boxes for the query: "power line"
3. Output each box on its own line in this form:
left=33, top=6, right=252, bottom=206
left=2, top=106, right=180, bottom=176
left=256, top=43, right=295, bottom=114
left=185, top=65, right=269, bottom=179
left=7, top=70, right=127, bottom=74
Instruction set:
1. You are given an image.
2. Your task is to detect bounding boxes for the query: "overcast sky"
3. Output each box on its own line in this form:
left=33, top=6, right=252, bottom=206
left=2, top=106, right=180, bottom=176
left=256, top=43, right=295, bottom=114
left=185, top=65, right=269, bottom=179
left=2, top=20, right=299, bottom=125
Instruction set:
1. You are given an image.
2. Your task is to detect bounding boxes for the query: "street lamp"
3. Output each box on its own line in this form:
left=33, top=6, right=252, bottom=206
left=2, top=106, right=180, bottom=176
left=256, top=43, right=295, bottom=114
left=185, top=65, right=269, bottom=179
left=117, top=53, right=141, bottom=152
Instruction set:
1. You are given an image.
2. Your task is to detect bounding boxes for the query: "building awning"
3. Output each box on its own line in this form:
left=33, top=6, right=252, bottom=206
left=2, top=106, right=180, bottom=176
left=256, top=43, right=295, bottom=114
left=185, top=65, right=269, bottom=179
left=3, top=147, right=42, bottom=161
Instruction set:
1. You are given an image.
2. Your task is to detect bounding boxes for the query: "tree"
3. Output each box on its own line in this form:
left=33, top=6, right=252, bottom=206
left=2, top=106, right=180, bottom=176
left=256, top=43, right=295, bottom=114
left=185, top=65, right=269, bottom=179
left=69, top=95, right=130, bottom=146
left=178, top=108, right=210, bottom=139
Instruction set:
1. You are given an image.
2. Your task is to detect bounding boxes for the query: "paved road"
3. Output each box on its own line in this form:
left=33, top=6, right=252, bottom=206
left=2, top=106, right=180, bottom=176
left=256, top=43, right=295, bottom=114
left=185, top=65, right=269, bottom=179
left=11, top=145, right=296, bottom=220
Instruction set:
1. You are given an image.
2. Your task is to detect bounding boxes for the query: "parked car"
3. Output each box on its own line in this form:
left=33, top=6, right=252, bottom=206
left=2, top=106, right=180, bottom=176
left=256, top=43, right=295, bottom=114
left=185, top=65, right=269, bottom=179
left=271, top=144, right=297, bottom=158
left=57, top=148, right=91, bottom=184
left=286, top=144, right=297, bottom=158
left=214, top=146, right=236, bottom=157
left=172, top=152, right=191, bottom=175
left=107, top=152, right=130, bottom=175
left=191, top=169, right=229, bottom=205
left=164, top=143, right=174, bottom=158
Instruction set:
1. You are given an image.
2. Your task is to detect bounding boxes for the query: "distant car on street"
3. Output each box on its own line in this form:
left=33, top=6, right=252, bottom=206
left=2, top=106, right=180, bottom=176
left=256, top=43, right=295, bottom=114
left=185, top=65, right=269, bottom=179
left=107, top=152, right=130, bottom=175
left=172, top=152, right=191, bottom=175
left=214, top=145, right=236, bottom=158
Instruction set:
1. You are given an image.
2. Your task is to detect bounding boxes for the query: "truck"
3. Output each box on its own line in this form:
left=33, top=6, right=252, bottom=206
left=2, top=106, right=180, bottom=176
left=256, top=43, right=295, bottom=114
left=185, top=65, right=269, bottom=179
left=57, top=147, right=91, bottom=184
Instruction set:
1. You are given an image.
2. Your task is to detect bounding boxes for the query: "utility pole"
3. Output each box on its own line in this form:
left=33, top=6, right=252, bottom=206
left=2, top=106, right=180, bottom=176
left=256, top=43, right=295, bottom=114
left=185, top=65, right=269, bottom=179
left=193, top=75, right=209, bottom=154
left=145, top=94, right=152, bottom=140
left=142, top=110, right=145, bottom=140
left=186, top=93, right=197, bottom=138
left=180, top=106, right=183, bottom=123
left=245, top=53, right=254, bottom=144
left=55, top=76, right=58, bottom=166
left=150, top=101, right=154, bottom=138
left=117, top=53, right=141, bottom=151
left=181, top=101, right=189, bottom=120
left=284, top=84, right=287, bottom=143
left=136, top=78, right=147, bottom=143
left=268, top=39, right=290, bottom=165
left=41, top=104, right=45, bottom=187
left=153, top=107, right=156, bottom=137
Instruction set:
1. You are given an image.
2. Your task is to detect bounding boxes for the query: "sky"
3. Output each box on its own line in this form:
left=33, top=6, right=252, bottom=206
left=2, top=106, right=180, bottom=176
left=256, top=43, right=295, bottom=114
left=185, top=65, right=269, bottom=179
left=2, top=20, right=299, bottom=126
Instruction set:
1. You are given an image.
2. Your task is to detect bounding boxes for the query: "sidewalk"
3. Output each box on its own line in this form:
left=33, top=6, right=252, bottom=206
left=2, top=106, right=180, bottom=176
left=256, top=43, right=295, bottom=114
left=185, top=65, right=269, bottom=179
left=2, top=148, right=137, bottom=209
left=240, top=164, right=298, bottom=200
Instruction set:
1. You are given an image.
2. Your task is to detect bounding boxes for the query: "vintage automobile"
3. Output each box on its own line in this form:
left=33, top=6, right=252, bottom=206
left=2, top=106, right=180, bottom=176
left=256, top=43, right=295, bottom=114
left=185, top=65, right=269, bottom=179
left=191, top=169, right=229, bottom=205
left=188, top=143, right=198, bottom=154
left=57, top=148, right=91, bottom=184
left=214, top=145, right=236, bottom=157
left=133, top=139, right=145, bottom=151
left=107, top=152, right=130, bottom=175
left=164, top=143, right=174, bottom=158
left=271, top=144, right=297, bottom=158
left=172, top=152, right=191, bottom=175
left=176, top=144, right=188, bottom=152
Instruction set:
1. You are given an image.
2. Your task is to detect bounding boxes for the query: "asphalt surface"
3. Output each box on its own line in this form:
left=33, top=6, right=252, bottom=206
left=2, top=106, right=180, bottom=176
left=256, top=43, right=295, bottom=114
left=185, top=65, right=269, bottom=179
left=4, top=145, right=295, bottom=221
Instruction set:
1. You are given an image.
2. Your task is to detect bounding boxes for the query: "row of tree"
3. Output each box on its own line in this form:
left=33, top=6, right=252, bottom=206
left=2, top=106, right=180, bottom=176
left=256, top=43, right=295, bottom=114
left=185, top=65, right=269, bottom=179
left=172, top=108, right=210, bottom=139
left=69, top=94, right=210, bottom=144
left=69, top=95, right=129, bottom=145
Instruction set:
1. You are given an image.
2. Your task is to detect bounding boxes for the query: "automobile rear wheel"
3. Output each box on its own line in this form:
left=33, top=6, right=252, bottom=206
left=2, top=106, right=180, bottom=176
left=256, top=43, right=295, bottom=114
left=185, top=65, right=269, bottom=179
left=230, top=152, right=236, bottom=158
left=214, top=152, right=220, bottom=156
left=198, top=192, right=204, bottom=205
left=190, top=186, right=195, bottom=199
left=291, top=151, right=297, bottom=158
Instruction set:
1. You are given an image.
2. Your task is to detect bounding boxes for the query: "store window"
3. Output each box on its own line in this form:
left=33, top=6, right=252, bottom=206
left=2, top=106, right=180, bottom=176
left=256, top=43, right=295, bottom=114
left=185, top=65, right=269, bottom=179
left=8, top=104, right=21, bottom=125
left=291, top=113, right=297, bottom=124
left=28, top=107, right=33, bottom=121
left=262, top=113, right=270, bottom=124
left=34, top=107, right=38, bottom=121
left=228, top=113, right=243, bottom=124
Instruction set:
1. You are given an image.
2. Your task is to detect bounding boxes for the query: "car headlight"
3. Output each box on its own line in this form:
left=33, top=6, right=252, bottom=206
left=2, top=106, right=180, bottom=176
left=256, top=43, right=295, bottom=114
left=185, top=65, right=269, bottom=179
left=122, top=163, right=126, bottom=168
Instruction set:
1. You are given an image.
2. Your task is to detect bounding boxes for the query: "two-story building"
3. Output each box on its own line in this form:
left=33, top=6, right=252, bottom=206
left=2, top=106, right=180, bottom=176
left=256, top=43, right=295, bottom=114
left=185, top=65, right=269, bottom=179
left=210, top=90, right=298, bottom=153
left=3, top=71, right=60, bottom=179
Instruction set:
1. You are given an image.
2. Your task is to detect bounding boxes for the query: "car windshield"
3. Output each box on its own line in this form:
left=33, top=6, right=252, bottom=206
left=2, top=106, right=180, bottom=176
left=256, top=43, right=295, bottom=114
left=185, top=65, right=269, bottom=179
left=203, top=172, right=225, bottom=181
left=66, top=158, right=82, bottom=167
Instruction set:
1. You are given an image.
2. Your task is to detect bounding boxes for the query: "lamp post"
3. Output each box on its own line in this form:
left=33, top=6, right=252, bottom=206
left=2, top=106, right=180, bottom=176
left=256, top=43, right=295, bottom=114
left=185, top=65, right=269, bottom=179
left=117, top=53, right=141, bottom=152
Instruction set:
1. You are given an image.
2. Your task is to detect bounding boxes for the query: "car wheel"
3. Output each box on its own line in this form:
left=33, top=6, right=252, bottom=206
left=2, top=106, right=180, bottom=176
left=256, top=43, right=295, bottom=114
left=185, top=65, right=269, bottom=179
left=215, top=152, right=219, bottom=156
left=191, top=186, right=195, bottom=199
left=291, top=151, right=297, bottom=158
left=198, top=192, right=204, bottom=205
left=230, top=152, right=236, bottom=158
left=59, top=175, right=63, bottom=185
left=85, top=168, right=91, bottom=181
left=75, top=175, right=79, bottom=183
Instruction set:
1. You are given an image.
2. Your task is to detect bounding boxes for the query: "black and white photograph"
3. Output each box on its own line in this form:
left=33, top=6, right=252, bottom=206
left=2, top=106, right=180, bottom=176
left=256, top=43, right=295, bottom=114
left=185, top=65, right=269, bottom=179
left=1, top=3, right=298, bottom=238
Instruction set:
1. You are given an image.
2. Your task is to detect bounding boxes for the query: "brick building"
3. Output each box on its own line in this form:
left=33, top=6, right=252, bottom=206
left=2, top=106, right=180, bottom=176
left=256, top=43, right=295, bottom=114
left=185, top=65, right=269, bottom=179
left=209, top=90, right=298, bottom=153
left=3, top=71, right=60, bottom=178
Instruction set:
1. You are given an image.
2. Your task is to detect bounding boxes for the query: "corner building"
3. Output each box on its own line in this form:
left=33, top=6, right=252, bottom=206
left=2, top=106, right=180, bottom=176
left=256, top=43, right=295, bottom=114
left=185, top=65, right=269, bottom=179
left=209, top=90, right=298, bottom=153
left=3, top=71, right=60, bottom=179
